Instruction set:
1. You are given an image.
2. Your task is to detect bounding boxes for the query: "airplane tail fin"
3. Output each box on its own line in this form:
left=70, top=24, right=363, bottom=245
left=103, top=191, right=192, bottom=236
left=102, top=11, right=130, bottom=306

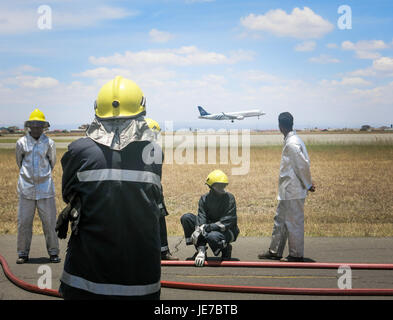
left=198, top=106, right=210, bottom=116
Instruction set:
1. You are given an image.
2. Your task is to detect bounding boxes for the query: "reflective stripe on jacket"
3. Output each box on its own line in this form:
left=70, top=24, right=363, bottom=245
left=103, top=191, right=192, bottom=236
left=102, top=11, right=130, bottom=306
left=15, top=133, right=56, bottom=200
left=278, top=131, right=312, bottom=200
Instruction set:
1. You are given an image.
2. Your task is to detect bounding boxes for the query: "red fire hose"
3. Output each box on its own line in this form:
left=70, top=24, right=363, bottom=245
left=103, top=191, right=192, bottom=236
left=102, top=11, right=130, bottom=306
left=0, top=254, right=62, bottom=298
left=1, top=254, right=393, bottom=298
left=161, top=260, right=393, bottom=270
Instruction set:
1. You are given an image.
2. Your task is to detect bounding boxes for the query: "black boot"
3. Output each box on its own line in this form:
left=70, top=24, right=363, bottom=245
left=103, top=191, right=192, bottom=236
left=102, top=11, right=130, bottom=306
left=221, top=244, right=232, bottom=261
left=161, top=251, right=179, bottom=261
left=16, top=256, right=29, bottom=264
left=50, top=255, right=61, bottom=263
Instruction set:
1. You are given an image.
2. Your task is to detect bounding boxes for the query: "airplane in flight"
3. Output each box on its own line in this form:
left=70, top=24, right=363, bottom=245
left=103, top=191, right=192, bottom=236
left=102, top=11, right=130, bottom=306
left=198, top=106, right=265, bottom=122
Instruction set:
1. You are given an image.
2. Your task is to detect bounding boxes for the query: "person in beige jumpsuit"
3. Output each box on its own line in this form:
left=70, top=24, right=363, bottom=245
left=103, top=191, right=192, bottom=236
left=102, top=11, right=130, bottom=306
left=258, top=112, right=315, bottom=262
left=15, top=109, right=60, bottom=264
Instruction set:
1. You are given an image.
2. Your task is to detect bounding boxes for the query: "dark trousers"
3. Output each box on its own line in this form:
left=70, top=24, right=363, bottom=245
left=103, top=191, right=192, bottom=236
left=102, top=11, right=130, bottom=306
left=59, top=282, right=160, bottom=300
left=180, top=213, right=233, bottom=256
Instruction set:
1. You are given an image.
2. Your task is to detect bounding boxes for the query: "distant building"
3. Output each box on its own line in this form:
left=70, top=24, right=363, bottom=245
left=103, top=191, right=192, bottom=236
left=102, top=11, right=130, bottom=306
left=360, top=125, right=372, bottom=131
left=7, top=126, right=19, bottom=133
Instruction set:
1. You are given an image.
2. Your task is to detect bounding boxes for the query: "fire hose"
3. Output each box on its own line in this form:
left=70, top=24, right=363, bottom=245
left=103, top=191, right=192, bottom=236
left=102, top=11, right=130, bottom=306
left=1, top=254, right=393, bottom=298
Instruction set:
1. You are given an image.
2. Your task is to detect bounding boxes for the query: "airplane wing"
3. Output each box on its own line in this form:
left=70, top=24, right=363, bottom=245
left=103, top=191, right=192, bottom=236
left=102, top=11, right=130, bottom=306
left=222, top=113, right=244, bottom=120
left=222, top=113, right=237, bottom=119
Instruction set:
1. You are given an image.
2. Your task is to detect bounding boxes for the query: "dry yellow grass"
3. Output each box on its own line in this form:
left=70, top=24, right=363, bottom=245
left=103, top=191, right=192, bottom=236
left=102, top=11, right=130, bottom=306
left=1, top=143, right=392, bottom=237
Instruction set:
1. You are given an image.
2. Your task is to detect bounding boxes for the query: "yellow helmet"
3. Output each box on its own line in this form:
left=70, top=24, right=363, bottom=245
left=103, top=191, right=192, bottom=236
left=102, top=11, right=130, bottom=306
left=94, top=76, right=146, bottom=119
left=25, top=108, right=49, bottom=127
left=206, top=169, right=228, bottom=187
left=145, top=118, right=161, bottom=133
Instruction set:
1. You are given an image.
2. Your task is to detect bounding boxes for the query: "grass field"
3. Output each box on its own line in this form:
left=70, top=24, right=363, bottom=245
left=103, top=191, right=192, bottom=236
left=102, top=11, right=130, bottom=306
left=1, top=142, right=392, bottom=237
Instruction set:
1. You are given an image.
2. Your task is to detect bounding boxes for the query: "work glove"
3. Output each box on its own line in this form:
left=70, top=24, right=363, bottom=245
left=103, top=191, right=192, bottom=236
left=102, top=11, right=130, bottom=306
left=55, top=195, right=81, bottom=239
left=194, top=246, right=206, bottom=267
left=205, top=223, right=223, bottom=233
left=191, top=225, right=206, bottom=245
left=55, top=205, right=70, bottom=239
left=69, top=198, right=81, bottom=235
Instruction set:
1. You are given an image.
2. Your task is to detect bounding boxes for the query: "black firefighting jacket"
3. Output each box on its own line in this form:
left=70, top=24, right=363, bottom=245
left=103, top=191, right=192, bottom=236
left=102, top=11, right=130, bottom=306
left=197, top=190, right=240, bottom=241
left=60, top=136, right=162, bottom=297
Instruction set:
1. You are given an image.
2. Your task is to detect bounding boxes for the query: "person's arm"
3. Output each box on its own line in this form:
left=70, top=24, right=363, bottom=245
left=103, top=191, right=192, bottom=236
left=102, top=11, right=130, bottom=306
left=15, top=140, right=24, bottom=169
left=197, top=196, right=208, bottom=226
left=61, top=146, right=79, bottom=203
left=287, top=143, right=313, bottom=191
left=47, top=139, right=56, bottom=170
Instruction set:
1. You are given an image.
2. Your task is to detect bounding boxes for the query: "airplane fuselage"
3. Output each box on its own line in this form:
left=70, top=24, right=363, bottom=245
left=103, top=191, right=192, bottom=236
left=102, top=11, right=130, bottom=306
left=198, top=109, right=265, bottom=121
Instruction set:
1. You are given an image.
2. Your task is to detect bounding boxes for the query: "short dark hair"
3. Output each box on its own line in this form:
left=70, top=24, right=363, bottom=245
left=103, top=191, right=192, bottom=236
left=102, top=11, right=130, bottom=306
left=278, top=112, right=293, bottom=130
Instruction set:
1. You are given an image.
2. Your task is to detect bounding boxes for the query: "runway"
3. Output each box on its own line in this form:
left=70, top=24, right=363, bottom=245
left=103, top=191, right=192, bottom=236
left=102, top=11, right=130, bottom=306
left=1, top=133, right=393, bottom=149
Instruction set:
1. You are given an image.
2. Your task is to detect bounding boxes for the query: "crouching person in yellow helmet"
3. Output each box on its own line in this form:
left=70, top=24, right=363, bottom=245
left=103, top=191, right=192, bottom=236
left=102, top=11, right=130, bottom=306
left=145, top=118, right=178, bottom=261
left=180, top=170, right=240, bottom=267
left=58, top=76, right=162, bottom=299
left=15, top=109, right=60, bottom=264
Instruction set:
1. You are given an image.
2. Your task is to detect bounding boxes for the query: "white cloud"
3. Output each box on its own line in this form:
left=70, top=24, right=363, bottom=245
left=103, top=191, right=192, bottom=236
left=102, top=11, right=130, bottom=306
left=309, top=54, right=340, bottom=64
left=54, top=6, right=136, bottom=29
left=240, top=7, right=333, bottom=39
left=240, top=70, right=282, bottom=84
left=294, top=41, right=316, bottom=52
left=342, top=40, right=389, bottom=51
left=326, top=43, right=338, bottom=49
left=340, top=77, right=372, bottom=86
left=0, top=65, right=40, bottom=77
left=16, top=65, right=40, bottom=73
left=372, top=56, right=393, bottom=72
left=89, top=46, right=254, bottom=67
left=350, top=82, right=393, bottom=105
left=0, top=8, right=36, bottom=34
left=149, top=29, right=174, bottom=43
left=346, top=56, right=393, bottom=78
left=0, top=5, right=135, bottom=34
left=17, top=76, right=59, bottom=89
left=74, top=66, right=178, bottom=88
left=341, top=40, right=389, bottom=59
left=321, top=77, right=372, bottom=87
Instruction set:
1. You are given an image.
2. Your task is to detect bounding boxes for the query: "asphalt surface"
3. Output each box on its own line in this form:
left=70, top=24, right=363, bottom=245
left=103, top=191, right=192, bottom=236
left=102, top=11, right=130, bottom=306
left=1, top=235, right=393, bottom=300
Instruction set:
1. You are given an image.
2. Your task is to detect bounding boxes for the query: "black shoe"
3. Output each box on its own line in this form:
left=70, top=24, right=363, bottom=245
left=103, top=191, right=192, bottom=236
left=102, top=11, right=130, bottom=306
left=16, top=256, right=29, bottom=264
left=280, top=255, right=304, bottom=262
left=221, top=244, right=232, bottom=260
left=50, top=255, right=61, bottom=263
left=257, top=250, right=282, bottom=260
left=161, top=251, right=179, bottom=261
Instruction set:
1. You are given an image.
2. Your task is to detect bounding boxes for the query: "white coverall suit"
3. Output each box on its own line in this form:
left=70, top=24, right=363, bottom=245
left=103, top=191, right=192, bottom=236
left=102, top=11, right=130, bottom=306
left=269, top=131, right=312, bottom=258
left=15, top=133, right=59, bottom=257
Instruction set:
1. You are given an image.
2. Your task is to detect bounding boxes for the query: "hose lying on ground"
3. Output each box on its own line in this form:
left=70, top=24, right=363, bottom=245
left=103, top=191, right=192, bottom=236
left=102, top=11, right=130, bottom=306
left=161, top=260, right=393, bottom=270
left=0, top=254, right=62, bottom=298
left=1, top=254, right=393, bottom=298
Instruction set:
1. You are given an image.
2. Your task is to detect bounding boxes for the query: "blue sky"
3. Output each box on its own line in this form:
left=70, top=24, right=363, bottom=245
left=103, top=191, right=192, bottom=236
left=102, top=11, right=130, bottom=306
left=0, top=0, right=392, bottom=130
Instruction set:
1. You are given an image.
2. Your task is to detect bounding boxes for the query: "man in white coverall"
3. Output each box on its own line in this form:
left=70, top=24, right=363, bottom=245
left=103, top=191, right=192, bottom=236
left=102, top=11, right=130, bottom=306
left=258, top=112, right=315, bottom=262
left=15, top=109, right=60, bottom=264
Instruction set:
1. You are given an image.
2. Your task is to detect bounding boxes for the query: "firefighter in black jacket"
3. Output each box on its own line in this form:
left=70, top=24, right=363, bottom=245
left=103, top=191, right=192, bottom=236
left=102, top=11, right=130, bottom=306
left=144, top=118, right=178, bottom=261
left=57, top=76, right=162, bottom=299
left=180, top=170, right=240, bottom=267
